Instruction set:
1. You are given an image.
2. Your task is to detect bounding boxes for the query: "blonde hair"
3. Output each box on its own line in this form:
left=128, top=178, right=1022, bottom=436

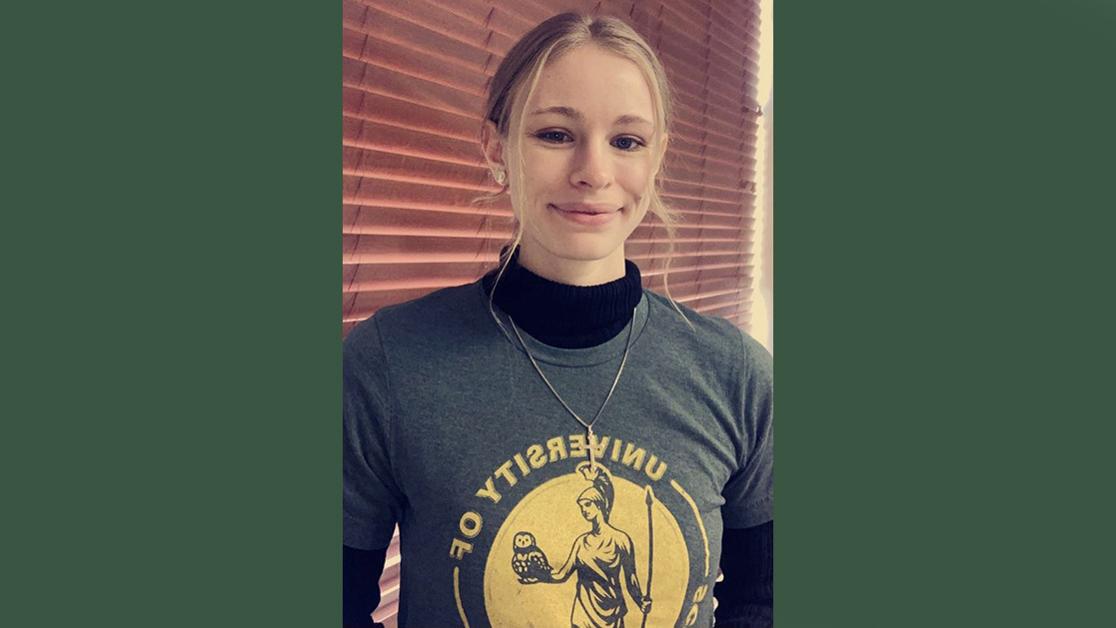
left=474, top=12, right=690, bottom=326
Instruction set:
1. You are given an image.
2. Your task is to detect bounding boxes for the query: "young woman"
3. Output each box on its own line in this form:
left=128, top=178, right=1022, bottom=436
left=344, top=13, right=772, bottom=628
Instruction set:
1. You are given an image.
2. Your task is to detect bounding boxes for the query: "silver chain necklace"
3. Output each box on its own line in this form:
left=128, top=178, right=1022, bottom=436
left=507, top=309, right=636, bottom=472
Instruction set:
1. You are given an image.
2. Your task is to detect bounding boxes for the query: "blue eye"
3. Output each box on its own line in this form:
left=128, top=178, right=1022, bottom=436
left=612, top=136, right=645, bottom=151
left=536, top=130, right=571, bottom=143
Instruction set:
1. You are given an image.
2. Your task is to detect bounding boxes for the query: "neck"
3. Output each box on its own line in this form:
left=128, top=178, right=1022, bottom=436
left=482, top=246, right=643, bottom=349
left=517, top=241, right=627, bottom=286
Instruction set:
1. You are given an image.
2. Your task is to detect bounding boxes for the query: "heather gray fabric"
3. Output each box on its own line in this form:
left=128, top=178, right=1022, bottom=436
left=343, top=279, right=773, bottom=628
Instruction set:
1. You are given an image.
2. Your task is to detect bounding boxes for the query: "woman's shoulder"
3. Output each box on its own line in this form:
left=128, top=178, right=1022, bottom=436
left=377, top=281, right=484, bottom=324
left=346, top=281, right=488, bottom=346
left=641, top=289, right=770, bottom=367
left=606, top=526, right=635, bottom=551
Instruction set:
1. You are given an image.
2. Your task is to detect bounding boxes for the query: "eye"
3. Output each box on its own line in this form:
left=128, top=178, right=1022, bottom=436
left=535, top=130, right=572, bottom=143
left=612, top=136, right=645, bottom=151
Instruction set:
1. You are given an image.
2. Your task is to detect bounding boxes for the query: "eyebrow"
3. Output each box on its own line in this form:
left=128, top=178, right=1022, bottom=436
left=528, top=106, right=653, bottom=127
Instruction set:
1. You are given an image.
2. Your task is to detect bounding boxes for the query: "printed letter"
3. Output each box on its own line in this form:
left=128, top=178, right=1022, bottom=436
left=622, top=443, right=646, bottom=471
left=527, top=444, right=547, bottom=469
left=494, top=461, right=518, bottom=488
left=644, top=454, right=667, bottom=481
left=475, top=477, right=502, bottom=504
left=569, top=433, right=587, bottom=458
left=449, top=538, right=473, bottom=560
left=459, top=511, right=483, bottom=538
left=547, top=436, right=568, bottom=463
left=513, top=453, right=531, bottom=476
left=590, top=435, right=610, bottom=461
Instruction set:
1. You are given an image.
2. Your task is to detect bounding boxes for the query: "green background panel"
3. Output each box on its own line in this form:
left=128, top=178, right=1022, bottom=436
left=3, top=1, right=1113, bottom=626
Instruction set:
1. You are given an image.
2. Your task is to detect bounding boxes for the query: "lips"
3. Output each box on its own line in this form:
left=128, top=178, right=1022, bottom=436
left=550, top=203, right=620, bottom=214
left=547, top=203, right=620, bottom=227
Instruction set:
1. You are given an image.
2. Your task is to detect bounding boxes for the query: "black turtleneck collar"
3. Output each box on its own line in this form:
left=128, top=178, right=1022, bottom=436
left=481, top=247, right=643, bottom=349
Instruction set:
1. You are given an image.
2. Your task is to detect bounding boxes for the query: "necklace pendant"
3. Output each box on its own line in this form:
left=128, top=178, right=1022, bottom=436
left=587, top=425, right=595, bottom=471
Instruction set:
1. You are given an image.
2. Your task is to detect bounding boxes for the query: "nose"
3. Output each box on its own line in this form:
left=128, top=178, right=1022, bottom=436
left=569, top=139, right=612, bottom=189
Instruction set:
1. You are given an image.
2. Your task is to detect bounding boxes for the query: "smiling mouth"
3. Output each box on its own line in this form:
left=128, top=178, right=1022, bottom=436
left=548, top=204, right=621, bottom=214
left=547, top=204, right=622, bottom=227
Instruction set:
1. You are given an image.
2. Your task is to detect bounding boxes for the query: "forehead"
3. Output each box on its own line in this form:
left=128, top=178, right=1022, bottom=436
left=526, top=44, right=655, bottom=125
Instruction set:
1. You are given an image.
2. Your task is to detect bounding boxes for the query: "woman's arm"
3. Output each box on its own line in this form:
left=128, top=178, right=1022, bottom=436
left=713, top=521, right=773, bottom=628
left=343, top=318, right=405, bottom=626
left=548, top=538, right=581, bottom=583
left=716, top=329, right=774, bottom=626
left=343, top=544, right=387, bottom=628
left=620, top=534, right=651, bottom=612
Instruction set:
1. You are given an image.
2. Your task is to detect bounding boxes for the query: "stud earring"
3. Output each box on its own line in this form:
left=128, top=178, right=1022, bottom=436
left=492, top=168, right=506, bottom=186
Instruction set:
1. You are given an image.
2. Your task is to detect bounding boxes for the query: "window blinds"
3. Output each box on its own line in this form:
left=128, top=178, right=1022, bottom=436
left=342, top=1, right=762, bottom=624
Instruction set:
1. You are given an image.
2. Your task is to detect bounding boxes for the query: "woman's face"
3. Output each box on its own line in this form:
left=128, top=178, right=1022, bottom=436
left=491, top=44, right=664, bottom=283
left=578, top=498, right=601, bottom=521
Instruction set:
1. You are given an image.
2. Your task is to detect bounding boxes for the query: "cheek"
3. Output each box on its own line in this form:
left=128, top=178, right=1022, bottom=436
left=618, top=161, right=654, bottom=193
left=519, top=147, right=562, bottom=183
left=617, top=164, right=654, bottom=215
left=516, top=165, right=557, bottom=210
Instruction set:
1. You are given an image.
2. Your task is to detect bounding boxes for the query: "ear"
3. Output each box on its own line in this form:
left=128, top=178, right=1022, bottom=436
left=481, top=120, right=505, bottom=171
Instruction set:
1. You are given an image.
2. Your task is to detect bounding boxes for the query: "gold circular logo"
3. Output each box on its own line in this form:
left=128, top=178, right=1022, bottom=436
left=483, top=463, right=690, bottom=626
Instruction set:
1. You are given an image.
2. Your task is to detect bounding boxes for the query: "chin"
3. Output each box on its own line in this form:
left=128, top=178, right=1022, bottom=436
left=547, top=237, right=626, bottom=262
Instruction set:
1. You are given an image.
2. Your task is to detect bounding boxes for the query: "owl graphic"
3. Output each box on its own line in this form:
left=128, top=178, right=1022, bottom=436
left=511, top=531, right=552, bottom=583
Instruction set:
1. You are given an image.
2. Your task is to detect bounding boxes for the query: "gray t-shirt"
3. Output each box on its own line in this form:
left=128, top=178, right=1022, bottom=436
left=344, top=280, right=773, bottom=627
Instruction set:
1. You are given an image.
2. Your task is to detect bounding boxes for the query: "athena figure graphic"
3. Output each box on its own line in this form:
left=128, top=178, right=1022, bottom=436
left=522, top=462, right=652, bottom=627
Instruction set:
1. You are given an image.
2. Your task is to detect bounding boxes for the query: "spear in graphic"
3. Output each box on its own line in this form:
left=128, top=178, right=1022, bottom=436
left=641, top=485, right=655, bottom=628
